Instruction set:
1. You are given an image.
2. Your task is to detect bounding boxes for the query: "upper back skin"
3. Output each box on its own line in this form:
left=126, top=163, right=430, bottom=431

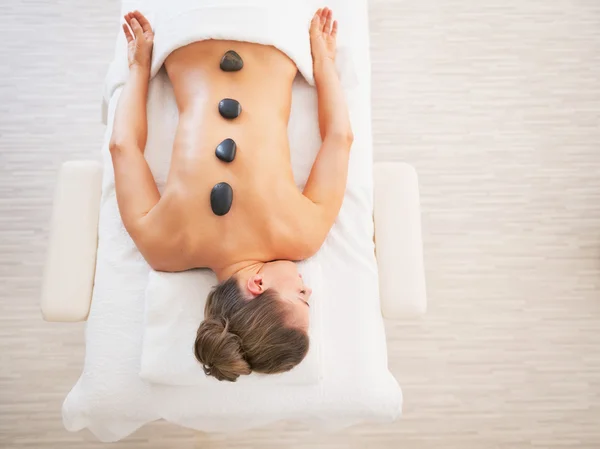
left=162, top=40, right=310, bottom=268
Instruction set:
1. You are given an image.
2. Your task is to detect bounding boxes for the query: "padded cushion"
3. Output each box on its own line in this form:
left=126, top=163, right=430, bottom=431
left=374, top=162, right=427, bottom=317
left=41, top=161, right=102, bottom=322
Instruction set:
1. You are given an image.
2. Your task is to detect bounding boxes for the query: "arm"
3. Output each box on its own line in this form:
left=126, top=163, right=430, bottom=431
left=109, top=12, right=157, bottom=239
left=109, top=12, right=186, bottom=270
left=109, top=63, right=159, bottom=235
left=302, top=56, right=353, bottom=223
left=297, top=8, right=353, bottom=253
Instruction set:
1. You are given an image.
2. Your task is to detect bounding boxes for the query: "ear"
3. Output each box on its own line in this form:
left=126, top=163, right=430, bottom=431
left=246, top=274, right=264, bottom=297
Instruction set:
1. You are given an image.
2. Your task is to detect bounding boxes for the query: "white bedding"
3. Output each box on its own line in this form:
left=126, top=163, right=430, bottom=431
left=62, top=0, right=402, bottom=442
left=104, top=0, right=315, bottom=103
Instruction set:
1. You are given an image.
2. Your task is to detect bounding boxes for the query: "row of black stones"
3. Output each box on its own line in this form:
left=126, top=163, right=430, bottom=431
left=211, top=50, right=243, bottom=216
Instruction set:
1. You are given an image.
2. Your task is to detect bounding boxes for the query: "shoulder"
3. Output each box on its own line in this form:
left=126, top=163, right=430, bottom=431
left=274, top=193, right=329, bottom=261
left=135, top=192, right=197, bottom=272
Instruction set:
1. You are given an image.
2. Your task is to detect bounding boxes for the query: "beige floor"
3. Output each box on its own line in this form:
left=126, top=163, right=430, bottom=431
left=1, top=0, right=600, bottom=447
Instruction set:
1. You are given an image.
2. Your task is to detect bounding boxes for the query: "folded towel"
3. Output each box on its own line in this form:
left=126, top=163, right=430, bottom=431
left=104, top=0, right=315, bottom=103
left=140, top=255, right=323, bottom=386
left=103, top=0, right=358, bottom=110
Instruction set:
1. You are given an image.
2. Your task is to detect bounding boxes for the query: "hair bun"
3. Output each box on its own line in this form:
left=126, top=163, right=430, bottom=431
left=194, top=317, right=251, bottom=382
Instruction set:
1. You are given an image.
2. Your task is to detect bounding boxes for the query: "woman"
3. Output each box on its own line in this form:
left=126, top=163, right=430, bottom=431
left=110, top=8, right=352, bottom=381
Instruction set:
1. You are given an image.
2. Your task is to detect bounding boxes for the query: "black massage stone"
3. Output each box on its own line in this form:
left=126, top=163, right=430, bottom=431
left=220, top=50, right=243, bottom=72
left=215, top=138, right=237, bottom=163
left=219, top=98, right=241, bottom=119
left=210, top=182, right=233, bottom=216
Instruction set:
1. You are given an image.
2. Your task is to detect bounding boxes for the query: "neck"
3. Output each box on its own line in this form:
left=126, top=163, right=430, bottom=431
left=214, top=259, right=265, bottom=282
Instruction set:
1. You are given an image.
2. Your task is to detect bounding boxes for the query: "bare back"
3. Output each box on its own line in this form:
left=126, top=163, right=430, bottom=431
left=110, top=11, right=351, bottom=275
left=162, top=40, right=309, bottom=269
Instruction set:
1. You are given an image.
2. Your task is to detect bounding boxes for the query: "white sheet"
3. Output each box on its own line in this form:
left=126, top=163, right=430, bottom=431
left=62, top=0, right=402, bottom=442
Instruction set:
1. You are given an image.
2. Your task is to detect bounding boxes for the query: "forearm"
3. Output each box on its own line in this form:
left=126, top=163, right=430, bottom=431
left=109, top=66, right=158, bottom=235
left=303, top=135, right=350, bottom=210
left=109, top=65, right=150, bottom=151
left=314, top=58, right=352, bottom=141
left=299, top=7, right=351, bottom=249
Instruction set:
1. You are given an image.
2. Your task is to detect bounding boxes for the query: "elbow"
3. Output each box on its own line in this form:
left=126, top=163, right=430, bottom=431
left=108, top=131, right=123, bottom=154
left=345, top=122, right=355, bottom=143
left=109, top=139, right=123, bottom=156
left=345, top=129, right=354, bottom=146
left=108, top=137, right=137, bottom=156
left=328, top=129, right=354, bottom=148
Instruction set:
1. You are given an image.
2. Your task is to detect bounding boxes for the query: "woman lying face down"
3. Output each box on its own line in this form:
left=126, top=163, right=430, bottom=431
left=112, top=8, right=351, bottom=381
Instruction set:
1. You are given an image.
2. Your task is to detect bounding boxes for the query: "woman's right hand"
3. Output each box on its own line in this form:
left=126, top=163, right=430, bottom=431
left=122, top=11, right=154, bottom=70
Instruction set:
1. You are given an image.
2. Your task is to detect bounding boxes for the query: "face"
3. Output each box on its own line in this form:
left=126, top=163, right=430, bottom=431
left=244, top=260, right=312, bottom=329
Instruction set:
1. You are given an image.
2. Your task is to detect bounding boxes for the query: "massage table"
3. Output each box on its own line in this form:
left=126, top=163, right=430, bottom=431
left=42, top=161, right=425, bottom=322
left=40, top=0, right=426, bottom=442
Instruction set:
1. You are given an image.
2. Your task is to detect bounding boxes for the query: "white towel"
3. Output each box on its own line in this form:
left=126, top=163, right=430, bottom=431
left=104, top=0, right=315, bottom=103
left=103, top=0, right=357, bottom=108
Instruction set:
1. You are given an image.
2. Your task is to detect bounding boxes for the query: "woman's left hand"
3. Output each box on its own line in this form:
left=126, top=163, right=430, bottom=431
left=122, top=10, right=154, bottom=70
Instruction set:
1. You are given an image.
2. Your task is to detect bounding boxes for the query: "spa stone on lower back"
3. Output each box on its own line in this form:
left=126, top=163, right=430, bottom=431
left=220, top=50, right=243, bottom=72
left=219, top=99, right=241, bottom=119
left=215, top=138, right=236, bottom=163
left=210, top=182, right=233, bottom=216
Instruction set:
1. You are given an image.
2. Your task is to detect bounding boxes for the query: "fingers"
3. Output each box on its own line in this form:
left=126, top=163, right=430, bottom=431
left=311, top=8, right=322, bottom=33
left=313, top=7, right=335, bottom=34
left=132, top=10, right=152, bottom=33
left=324, top=8, right=333, bottom=33
left=122, top=23, right=133, bottom=43
left=130, top=17, right=144, bottom=39
left=331, top=20, right=338, bottom=38
left=320, top=7, right=328, bottom=31
left=123, top=10, right=152, bottom=37
left=123, top=12, right=134, bottom=34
